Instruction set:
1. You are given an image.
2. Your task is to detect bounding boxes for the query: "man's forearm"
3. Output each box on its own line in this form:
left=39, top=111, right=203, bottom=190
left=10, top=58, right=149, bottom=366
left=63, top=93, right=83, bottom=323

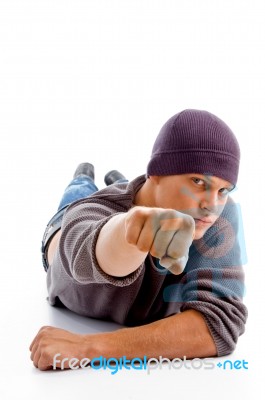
left=29, top=309, right=217, bottom=369
left=86, top=310, right=217, bottom=360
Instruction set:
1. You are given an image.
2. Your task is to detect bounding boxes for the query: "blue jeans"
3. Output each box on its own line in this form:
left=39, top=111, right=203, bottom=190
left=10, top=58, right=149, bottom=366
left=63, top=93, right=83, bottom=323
left=57, top=175, right=98, bottom=211
left=41, top=175, right=127, bottom=272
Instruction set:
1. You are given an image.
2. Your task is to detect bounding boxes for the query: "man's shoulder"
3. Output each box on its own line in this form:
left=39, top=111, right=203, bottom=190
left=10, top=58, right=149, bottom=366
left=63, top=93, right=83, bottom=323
left=66, top=174, right=146, bottom=214
left=91, top=174, right=146, bottom=198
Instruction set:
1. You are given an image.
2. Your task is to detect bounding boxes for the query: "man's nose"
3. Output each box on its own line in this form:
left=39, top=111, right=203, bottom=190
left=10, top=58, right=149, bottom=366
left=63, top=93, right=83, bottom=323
left=199, top=191, right=219, bottom=213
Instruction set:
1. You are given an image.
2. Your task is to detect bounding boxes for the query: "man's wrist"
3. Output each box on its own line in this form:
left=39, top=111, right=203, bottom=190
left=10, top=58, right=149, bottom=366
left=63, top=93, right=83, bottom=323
left=82, top=331, right=115, bottom=360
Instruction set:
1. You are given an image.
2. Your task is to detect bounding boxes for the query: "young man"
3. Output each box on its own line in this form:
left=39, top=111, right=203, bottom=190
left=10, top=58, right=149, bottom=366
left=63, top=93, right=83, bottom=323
left=30, top=109, right=247, bottom=370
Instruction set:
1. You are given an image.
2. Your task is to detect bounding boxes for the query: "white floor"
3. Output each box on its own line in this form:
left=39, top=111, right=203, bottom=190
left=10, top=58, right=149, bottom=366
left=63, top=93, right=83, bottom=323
left=1, top=1, right=265, bottom=399
left=0, top=251, right=261, bottom=399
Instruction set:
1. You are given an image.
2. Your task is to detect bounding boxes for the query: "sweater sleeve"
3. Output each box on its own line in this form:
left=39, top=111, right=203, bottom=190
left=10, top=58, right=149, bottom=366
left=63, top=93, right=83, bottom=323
left=179, top=198, right=248, bottom=356
left=53, top=198, right=144, bottom=287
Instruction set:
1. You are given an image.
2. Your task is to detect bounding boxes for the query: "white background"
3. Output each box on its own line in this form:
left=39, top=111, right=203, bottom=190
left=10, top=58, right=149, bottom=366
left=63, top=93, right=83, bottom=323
left=0, top=0, right=264, bottom=399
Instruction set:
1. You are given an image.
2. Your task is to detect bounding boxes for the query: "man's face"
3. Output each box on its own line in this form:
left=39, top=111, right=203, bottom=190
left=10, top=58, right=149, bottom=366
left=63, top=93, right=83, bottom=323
left=150, top=173, right=235, bottom=240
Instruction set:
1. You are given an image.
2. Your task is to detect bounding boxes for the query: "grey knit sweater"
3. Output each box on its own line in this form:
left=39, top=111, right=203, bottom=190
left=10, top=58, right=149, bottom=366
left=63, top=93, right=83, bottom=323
left=47, top=175, right=247, bottom=356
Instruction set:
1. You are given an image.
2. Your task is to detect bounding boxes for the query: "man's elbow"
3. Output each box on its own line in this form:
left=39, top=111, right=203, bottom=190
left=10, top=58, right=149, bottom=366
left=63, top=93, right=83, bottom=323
left=203, top=315, right=247, bottom=357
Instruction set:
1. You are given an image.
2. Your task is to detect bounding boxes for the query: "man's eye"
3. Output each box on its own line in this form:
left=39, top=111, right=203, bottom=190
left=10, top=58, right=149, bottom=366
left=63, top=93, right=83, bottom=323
left=219, top=188, right=230, bottom=195
left=192, top=178, right=205, bottom=185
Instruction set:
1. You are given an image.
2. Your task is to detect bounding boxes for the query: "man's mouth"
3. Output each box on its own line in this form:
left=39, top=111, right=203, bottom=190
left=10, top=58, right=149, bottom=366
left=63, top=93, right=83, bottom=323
left=194, top=218, right=214, bottom=226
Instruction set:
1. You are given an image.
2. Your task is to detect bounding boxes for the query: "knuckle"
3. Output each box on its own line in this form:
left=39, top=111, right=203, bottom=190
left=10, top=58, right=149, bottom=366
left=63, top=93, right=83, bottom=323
left=38, top=357, right=50, bottom=371
left=38, top=326, right=52, bottom=337
left=168, top=249, right=181, bottom=259
left=137, top=243, right=149, bottom=252
left=39, top=338, right=48, bottom=347
left=40, top=325, right=52, bottom=331
left=125, top=231, right=135, bottom=245
left=150, top=248, right=162, bottom=258
left=125, top=210, right=139, bottom=228
left=168, top=263, right=184, bottom=275
left=38, top=331, right=49, bottom=341
left=185, top=215, right=195, bottom=229
left=165, top=208, right=179, bottom=218
left=131, top=206, right=147, bottom=219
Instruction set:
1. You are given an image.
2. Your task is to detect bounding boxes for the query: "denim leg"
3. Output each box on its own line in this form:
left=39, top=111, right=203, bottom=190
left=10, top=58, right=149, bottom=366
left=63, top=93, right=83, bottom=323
left=42, top=175, right=98, bottom=272
left=57, top=175, right=98, bottom=211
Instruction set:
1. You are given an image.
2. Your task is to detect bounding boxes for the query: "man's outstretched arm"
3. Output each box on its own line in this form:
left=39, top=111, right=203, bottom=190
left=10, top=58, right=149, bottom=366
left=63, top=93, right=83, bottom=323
left=29, top=309, right=217, bottom=370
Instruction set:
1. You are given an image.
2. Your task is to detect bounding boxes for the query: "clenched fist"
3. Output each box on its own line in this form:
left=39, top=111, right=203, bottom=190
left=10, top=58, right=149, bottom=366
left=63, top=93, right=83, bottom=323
left=125, top=206, right=195, bottom=274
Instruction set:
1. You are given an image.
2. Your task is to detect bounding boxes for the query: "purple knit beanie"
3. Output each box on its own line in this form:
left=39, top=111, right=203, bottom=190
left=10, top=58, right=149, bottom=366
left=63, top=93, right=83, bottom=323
left=147, top=109, right=240, bottom=185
